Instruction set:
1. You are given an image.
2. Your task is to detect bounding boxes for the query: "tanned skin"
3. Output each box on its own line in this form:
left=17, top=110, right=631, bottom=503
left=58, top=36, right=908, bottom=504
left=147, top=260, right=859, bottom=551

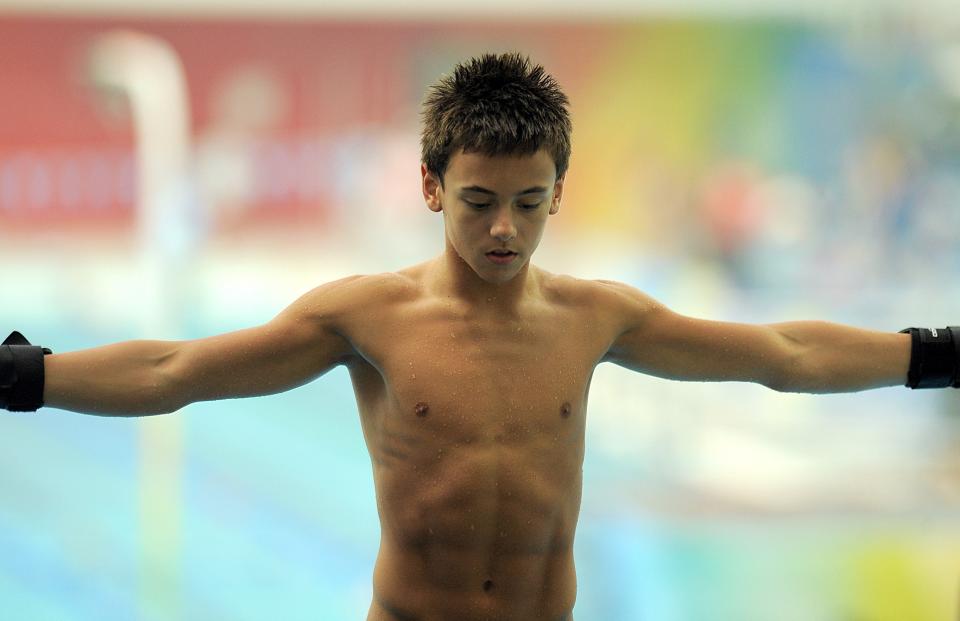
left=42, top=148, right=911, bottom=620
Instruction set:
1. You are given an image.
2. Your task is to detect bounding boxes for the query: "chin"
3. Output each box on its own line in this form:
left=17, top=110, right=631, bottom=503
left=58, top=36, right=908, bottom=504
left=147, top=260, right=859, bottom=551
left=483, top=272, right=518, bottom=285
left=478, top=263, right=524, bottom=284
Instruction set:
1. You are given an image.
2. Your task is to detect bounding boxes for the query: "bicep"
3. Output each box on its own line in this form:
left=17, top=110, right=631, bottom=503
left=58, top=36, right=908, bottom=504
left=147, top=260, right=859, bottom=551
left=601, top=284, right=793, bottom=388
left=173, top=279, right=359, bottom=403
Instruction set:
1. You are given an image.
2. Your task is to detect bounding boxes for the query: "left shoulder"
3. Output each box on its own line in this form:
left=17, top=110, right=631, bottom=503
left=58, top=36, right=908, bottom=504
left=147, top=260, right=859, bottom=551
left=536, top=269, right=596, bottom=306
left=537, top=271, right=664, bottom=326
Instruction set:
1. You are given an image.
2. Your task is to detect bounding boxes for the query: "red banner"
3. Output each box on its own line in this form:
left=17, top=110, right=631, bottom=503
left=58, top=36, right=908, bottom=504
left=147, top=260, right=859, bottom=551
left=0, top=17, right=607, bottom=233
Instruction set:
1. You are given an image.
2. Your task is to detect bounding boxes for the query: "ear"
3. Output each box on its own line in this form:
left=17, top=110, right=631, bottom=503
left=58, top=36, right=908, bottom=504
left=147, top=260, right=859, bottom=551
left=421, top=163, right=443, bottom=213
left=549, top=174, right=565, bottom=215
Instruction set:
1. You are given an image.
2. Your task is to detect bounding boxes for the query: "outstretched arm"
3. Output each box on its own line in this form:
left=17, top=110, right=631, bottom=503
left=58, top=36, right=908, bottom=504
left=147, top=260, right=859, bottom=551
left=598, top=280, right=912, bottom=394
left=15, top=275, right=363, bottom=417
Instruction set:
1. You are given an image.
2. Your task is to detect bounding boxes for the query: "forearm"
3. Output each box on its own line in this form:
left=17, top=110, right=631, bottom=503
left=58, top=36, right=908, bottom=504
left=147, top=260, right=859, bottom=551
left=769, top=321, right=911, bottom=393
left=43, top=340, right=185, bottom=416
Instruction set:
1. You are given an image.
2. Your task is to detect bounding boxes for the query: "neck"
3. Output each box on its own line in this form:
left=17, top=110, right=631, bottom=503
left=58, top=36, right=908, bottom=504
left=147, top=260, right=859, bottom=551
left=432, top=240, right=539, bottom=312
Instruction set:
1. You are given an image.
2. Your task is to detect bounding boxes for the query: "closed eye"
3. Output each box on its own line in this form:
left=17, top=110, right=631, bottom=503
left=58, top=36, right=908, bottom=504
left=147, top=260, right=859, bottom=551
left=464, top=200, right=543, bottom=210
left=465, top=200, right=490, bottom=209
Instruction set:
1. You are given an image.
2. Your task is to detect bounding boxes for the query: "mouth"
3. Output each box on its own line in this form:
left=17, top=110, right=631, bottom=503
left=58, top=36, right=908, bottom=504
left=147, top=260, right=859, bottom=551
left=485, top=250, right=518, bottom=265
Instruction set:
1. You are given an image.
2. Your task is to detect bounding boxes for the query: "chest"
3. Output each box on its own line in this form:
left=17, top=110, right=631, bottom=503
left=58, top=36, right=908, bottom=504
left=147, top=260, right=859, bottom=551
left=351, top=307, right=606, bottom=447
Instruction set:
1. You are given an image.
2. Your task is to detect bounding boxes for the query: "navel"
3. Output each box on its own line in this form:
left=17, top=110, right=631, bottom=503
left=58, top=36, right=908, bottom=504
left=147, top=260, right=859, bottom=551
left=560, top=402, right=572, bottom=418
left=414, top=401, right=430, bottom=417
left=482, top=579, right=494, bottom=592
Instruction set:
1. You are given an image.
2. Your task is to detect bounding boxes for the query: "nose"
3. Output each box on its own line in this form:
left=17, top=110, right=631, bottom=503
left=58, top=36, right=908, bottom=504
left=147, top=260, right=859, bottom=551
left=489, top=206, right=517, bottom=242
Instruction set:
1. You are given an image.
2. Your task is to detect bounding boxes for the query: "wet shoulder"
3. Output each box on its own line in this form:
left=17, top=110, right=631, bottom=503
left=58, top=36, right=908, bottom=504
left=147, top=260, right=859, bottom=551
left=540, top=272, right=661, bottom=332
left=291, top=271, right=420, bottom=328
left=539, top=271, right=622, bottom=310
left=333, top=270, right=420, bottom=313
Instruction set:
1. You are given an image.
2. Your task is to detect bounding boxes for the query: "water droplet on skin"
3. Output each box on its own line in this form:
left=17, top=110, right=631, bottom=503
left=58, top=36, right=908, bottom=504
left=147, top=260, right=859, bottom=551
left=411, top=374, right=416, bottom=379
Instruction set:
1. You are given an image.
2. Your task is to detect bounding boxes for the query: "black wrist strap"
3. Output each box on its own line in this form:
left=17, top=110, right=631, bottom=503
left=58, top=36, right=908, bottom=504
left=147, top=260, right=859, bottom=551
left=1, top=331, right=52, bottom=412
left=898, top=327, right=960, bottom=389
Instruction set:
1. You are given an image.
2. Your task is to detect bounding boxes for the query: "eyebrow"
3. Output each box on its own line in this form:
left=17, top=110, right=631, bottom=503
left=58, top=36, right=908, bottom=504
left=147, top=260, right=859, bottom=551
left=459, top=185, right=549, bottom=196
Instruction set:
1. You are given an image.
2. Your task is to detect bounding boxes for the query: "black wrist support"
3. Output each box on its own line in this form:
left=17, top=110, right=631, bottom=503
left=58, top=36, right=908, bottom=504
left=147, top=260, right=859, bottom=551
left=898, top=327, right=960, bottom=389
left=1, top=331, right=53, bottom=412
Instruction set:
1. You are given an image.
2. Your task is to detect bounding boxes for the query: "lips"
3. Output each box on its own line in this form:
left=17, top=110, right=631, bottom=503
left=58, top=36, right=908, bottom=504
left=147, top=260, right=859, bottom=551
left=486, top=250, right=518, bottom=264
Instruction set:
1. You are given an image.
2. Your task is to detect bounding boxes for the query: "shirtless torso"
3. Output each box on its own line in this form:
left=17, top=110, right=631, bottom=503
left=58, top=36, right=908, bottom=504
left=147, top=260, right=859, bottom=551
left=332, top=261, right=622, bottom=621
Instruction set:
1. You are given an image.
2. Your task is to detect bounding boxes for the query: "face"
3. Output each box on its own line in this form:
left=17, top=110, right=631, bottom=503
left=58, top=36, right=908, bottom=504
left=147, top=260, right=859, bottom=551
left=421, top=148, right=564, bottom=284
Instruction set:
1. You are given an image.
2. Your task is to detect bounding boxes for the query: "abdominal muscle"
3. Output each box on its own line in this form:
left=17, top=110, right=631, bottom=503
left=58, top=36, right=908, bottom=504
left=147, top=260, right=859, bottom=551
left=368, top=546, right=576, bottom=621
left=363, top=440, right=582, bottom=621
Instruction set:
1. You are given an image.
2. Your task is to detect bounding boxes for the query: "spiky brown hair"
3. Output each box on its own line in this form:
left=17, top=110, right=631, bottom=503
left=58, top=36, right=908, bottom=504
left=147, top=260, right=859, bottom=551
left=420, top=52, right=572, bottom=187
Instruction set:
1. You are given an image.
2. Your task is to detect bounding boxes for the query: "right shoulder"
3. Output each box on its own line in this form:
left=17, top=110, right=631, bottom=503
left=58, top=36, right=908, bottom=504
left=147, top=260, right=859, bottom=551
left=283, top=271, right=418, bottom=326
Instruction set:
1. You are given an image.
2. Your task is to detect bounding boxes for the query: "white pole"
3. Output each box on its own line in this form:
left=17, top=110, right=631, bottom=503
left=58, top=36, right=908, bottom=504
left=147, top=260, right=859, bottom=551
left=86, top=30, right=195, bottom=621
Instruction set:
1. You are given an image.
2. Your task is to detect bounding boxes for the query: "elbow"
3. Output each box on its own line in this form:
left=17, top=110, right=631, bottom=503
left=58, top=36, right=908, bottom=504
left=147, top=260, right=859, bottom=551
left=129, top=372, right=185, bottom=417
left=763, top=324, right=858, bottom=394
left=153, top=343, right=192, bottom=414
left=767, top=351, right=839, bottom=394
left=763, top=340, right=813, bottom=394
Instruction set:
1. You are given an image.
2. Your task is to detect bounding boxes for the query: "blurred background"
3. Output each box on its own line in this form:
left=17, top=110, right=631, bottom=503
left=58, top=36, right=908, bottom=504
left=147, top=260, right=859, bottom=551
left=1, top=1, right=959, bottom=619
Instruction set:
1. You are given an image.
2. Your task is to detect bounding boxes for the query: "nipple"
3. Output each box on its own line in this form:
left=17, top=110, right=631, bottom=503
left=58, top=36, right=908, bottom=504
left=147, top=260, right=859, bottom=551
left=560, top=402, right=572, bottom=418
left=415, top=402, right=430, bottom=417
